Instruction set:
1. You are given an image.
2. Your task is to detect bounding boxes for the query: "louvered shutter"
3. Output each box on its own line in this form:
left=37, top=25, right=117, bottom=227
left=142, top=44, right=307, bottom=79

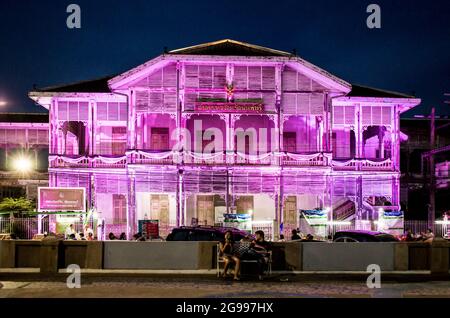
left=248, top=66, right=261, bottom=90
left=233, top=66, right=247, bottom=89
left=58, top=102, right=68, bottom=121
left=262, top=66, right=275, bottom=90
left=333, top=106, right=345, bottom=125
left=282, top=68, right=297, bottom=91
left=297, top=72, right=311, bottom=91
left=212, top=66, right=226, bottom=89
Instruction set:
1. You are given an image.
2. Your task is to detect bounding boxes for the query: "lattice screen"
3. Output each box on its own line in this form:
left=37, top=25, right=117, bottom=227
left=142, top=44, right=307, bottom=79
left=283, top=173, right=327, bottom=195
left=27, top=129, right=49, bottom=145
left=282, top=93, right=324, bottom=115
left=55, top=173, right=90, bottom=189
left=135, top=91, right=177, bottom=113
left=362, top=177, right=392, bottom=197
left=96, top=102, right=127, bottom=121
left=95, top=174, right=128, bottom=194
left=57, top=101, right=89, bottom=121
left=185, top=64, right=227, bottom=89
left=134, top=63, right=177, bottom=88
left=232, top=66, right=276, bottom=90
left=362, top=106, right=392, bottom=126
left=183, top=170, right=227, bottom=194
left=0, top=128, right=26, bottom=145
left=135, top=171, right=178, bottom=193
left=332, top=176, right=357, bottom=197
left=333, top=105, right=355, bottom=125
left=282, top=66, right=326, bottom=91
left=232, top=171, right=278, bottom=194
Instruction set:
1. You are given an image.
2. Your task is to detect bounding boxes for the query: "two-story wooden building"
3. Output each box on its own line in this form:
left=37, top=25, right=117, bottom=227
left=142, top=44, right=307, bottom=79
left=29, top=39, right=420, bottom=239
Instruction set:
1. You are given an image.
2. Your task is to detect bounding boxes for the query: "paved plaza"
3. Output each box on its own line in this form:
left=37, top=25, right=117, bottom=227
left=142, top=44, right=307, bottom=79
left=1, top=276, right=449, bottom=298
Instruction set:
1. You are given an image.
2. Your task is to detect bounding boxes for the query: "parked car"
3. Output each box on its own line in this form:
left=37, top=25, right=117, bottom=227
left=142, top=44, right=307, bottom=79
left=165, top=226, right=254, bottom=242
left=333, top=230, right=399, bottom=242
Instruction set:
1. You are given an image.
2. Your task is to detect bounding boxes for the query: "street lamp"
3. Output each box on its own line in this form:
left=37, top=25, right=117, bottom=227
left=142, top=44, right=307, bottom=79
left=13, top=156, right=33, bottom=173
left=0, top=101, right=6, bottom=107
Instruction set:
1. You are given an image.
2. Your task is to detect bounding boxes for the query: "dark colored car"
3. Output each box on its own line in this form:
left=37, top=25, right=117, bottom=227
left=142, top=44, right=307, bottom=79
left=333, top=230, right=399, bottom=242
left=165, top=226, right=254, bottom=242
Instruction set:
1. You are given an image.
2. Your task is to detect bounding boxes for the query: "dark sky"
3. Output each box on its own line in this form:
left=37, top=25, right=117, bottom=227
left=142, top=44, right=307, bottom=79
left=0, top=0, right=449, bottom=117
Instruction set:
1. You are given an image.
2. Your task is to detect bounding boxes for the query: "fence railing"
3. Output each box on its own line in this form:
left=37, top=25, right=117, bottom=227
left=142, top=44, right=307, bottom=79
left=1, top=217, right=447, bottom=241
left=0, top=217, right=49, bottom=240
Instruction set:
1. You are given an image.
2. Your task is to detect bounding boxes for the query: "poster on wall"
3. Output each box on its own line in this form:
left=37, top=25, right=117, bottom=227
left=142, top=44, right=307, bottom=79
left=38, top=187, right=86, bottom=212
left=138, top=220, right=159, bottom=239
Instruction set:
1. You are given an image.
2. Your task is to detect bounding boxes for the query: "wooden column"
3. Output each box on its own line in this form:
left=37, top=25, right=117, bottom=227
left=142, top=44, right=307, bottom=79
left=126, top=170, right=137, bottom=239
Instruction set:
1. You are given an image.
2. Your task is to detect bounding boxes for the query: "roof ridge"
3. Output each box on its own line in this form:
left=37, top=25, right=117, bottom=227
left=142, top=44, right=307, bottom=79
left=168, top=38, right=294, bottom=56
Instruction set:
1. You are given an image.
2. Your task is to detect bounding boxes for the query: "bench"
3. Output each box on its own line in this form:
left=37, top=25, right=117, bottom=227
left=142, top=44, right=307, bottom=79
left=216, top=242, right=272, bottom=278
left=0, top=234, right=11, bottom=240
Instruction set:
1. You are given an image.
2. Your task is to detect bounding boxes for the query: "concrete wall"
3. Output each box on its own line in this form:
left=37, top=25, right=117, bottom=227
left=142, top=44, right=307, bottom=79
left=1, top=240, right=448, bottom=273
left=302, top=242, right=396, bottom=271
left=103, top=241, right=216, bottom=270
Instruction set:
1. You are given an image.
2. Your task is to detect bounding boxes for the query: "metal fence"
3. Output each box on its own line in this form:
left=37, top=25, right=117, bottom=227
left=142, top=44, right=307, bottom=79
left=404, top=220, right=447, bottom=238
left=0, top=217, right=447, bottom=240
left=0, top=217, right=49, bottom=239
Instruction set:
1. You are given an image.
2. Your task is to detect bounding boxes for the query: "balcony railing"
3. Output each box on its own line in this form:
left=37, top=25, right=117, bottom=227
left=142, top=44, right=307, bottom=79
left=49, top=152, right=396, bottom=171
left=281, top=152, right=331, bottom=167
left=332, top=158, right=394, bottom=171
left=49, top=155, right=127, bottom=169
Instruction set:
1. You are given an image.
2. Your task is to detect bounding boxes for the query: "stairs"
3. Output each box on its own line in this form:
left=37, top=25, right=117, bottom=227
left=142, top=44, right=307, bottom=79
left=333, top=198, right=356, bottom=221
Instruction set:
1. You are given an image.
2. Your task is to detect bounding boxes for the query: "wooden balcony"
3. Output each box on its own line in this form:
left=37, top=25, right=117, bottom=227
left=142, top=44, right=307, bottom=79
left=49, top=152, right=396, bottom=171
left=281, top=152, right=331, bottom=167
left=332, top=158, right=394, bottom=171
left=49, top=155, right=127, bottom=169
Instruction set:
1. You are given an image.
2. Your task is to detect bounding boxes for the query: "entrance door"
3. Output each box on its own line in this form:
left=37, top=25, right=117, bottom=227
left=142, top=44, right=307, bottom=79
left=283, top=132, right=297, bottom=152
left=197, top=195, right=214, bottom=225
left=236, top=196, right=254, bottom=214
left=150, top=194, right=170, bottom=226
left=150, top=128, right=169, bottom=151
left=113, top=194, right=127, bottom=224
left=283, top=196, right=297, bottom=235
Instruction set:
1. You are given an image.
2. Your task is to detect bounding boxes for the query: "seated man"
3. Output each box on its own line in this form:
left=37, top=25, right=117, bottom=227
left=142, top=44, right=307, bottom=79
left=241, top=230, right=271, bottom=280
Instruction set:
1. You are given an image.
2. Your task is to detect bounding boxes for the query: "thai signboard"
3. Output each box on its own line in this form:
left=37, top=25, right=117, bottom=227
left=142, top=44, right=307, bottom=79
left=195, top=102, right=264, bottom=113
left=38, top=187, right=86, bottom=212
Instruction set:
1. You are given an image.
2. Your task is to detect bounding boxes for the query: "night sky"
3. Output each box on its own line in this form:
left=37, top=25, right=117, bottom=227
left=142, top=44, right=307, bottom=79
left=0, top=0, right=449, bottom=117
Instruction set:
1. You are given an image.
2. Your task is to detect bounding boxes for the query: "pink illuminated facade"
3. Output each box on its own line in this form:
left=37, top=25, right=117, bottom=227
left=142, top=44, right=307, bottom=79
left=29, top=39, right=420, bottom=239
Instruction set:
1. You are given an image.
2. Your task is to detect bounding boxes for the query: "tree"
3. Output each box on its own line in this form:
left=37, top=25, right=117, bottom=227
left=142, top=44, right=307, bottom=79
left=0, top=197, right=35, bottom=214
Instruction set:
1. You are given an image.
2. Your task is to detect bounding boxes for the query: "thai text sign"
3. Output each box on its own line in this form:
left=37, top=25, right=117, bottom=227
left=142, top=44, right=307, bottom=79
left=195, top=102, right=264, bottom=113
left=38, top=187, right=86, bottom=212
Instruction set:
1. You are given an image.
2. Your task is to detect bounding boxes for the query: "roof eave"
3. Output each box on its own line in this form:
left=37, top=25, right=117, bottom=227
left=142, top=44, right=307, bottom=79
left=334, top=96, right=421, bottom=113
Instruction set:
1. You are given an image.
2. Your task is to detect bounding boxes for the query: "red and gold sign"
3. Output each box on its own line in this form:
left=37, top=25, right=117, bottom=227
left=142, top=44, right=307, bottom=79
left=195, top=102, right=264, bottom=113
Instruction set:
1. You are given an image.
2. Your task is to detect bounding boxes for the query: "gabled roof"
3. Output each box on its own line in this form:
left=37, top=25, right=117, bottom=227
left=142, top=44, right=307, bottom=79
left=168, top=39, right=295, bottom=57
left=34, top=75, right=115, bottom=93
left=0, top=112, right=48, bottom=123
left=349, top=84, right=415, bottom=99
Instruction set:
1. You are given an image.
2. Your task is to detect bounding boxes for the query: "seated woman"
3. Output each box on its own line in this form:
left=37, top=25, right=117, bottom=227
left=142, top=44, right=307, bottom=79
left=218, top=230, right=241, bottom=281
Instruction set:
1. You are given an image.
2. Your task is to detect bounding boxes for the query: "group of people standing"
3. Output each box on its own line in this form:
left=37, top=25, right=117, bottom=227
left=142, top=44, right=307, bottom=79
left=64, top=224, right=95, bottom=240
left=279, top=229, right=314, bottom=242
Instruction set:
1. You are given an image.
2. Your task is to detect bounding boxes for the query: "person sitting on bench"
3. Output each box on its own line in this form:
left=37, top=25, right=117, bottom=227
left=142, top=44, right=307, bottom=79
left=218, top=230, right=241, bottom=281
left=243, top=230, right=270, bottom=280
